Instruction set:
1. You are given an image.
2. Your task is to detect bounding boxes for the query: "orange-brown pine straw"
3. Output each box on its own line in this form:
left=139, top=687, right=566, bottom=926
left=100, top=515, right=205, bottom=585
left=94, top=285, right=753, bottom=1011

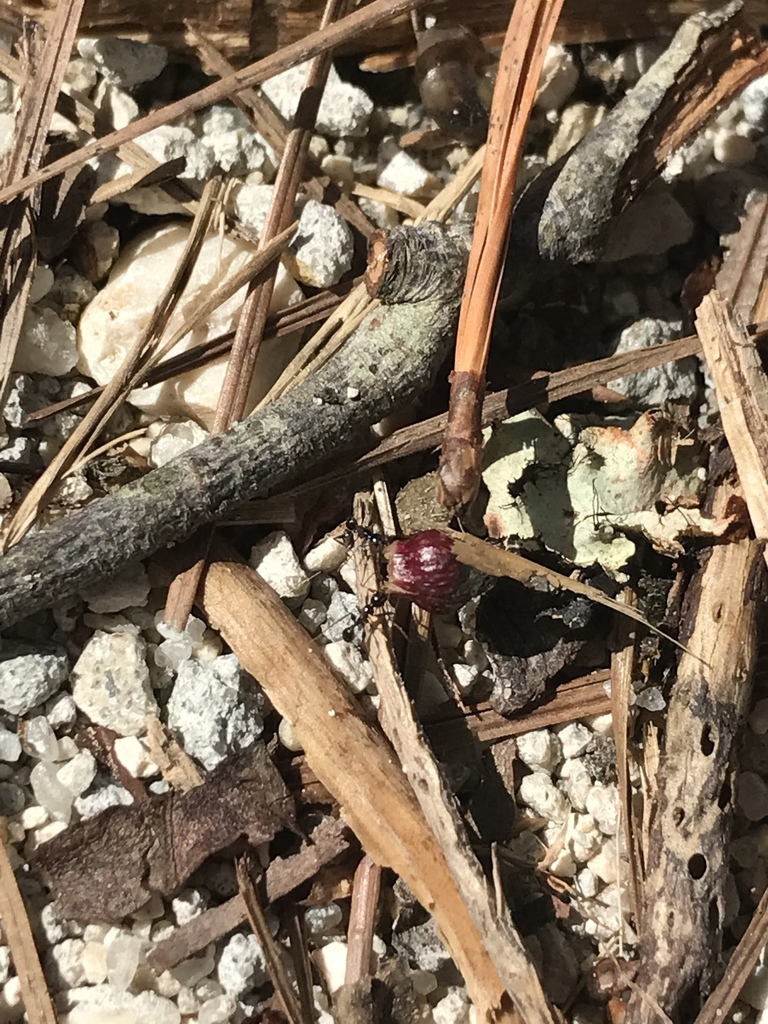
left=437, top=0, right=566, bottom=511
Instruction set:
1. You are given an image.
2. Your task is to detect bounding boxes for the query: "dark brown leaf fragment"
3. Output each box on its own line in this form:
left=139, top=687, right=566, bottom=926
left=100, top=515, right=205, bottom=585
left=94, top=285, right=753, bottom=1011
left=37, top=744, right=294, bottom=922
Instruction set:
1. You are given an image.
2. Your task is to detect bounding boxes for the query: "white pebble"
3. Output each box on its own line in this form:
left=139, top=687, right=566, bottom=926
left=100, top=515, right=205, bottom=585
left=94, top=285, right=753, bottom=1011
left=57, top=750, right=97, bottom=796
left=575, top=867, right=599, bottom=898
left=82, top=941, right=108, bottom=985
left=586, top=784, right=619, bottom=835
left=313, top=940, right=348, bottom=995
left=171, top=945, right=216, bottom=988
left=377, top=144, right=437, bottom=198
left=63, top=984, right=181, bottom=1023
left=559, top=759, right=592, bottom=812
left=149, top=420, right=207, bottom=468
left=278, top=717, right=302, bottom=752
left=30, top=762, right=75, bottom=823
left=324, top=641, right=373, bottom=694
left=588, top=836, right=620, bottom=884
left=172, top=889, right=208, bottom=926
left=71, top=631, right=158, bottom=736
left=46, top=694, right=77, bottom=730
left=198, top=994, right=237, bottom=1024
left=166, top=653, right=264, bottom=770
left=516, top=729, right=562, bottom=773
left=47, top=937, right=86, bottom=989
left=261, top=63, right=373, bottom=137
left=0, top=726, right=21, bottom=763
left=75, top=782, right=133, bottom=819
left=114, top=736, right=159, bottom=778
left=81, top=561, right=150, bottom=613
left=13, top=307, right=77, bottom=376
left=433, top=988, right=471, bottom=1024
left=21, top=716, right=60, bottom=762
left=302, top=535, right=348, bottom=573
left=78, top=37, right=167, bottom=89
left=284, top=200, right=353, bottom=288
left=518, top=773, right=569, bottom=823
left=216, top=933, right=267, bottom=998
left=249, top=531, right=310, bottom=602
left=556, top=722, right=592, bottom=760
left=536, top=44, right=579, bottom=111
left=0, top=645, right=68, bottom=716
left=452, top=662, right=479, bottom=695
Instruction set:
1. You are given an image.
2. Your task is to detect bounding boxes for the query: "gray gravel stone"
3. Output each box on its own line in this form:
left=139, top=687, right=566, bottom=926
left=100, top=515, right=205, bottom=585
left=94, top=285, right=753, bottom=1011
left=71, top=631, right=158, bottom=736
left=0, top=644, right=68, bottom=715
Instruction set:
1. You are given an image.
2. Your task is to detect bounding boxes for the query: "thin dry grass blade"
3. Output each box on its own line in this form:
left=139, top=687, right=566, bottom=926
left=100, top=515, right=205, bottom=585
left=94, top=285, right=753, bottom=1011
left=436, top=0, right=565, bottom=511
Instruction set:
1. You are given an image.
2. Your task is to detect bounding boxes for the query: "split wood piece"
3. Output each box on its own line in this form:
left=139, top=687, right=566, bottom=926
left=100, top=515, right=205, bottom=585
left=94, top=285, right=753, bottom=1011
left=624, top=481, right=765, bottom=1024
left=0, top=824, right=57, bottom=1024
left=715, top=190, right=768, bottom=324
left=351, top=495, right=556, bottom=1024
left=13, top=0, right=768, bottom=60
left=0, top=0, right=428, bottom=207
left=147, top=816, right=352, bottom=974
left=0, top=0, right=84, bottom=405
left=0, top=223, right=466, bottom=630
left=695, top=292, right=768, bottom=559
left=437, top=0, right=565, bottom=512
left=198, top=546, right=518, bottom=1023
left=511, top=2, right=768, bottom=265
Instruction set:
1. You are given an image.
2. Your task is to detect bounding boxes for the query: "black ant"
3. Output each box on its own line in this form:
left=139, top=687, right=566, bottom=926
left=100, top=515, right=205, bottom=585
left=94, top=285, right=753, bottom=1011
left=338, top=519, right=393, bottom=642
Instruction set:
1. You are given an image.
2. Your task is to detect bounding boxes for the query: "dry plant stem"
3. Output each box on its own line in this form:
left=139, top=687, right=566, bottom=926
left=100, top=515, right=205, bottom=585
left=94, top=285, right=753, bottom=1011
left=0, top=177, right=224, bottom=552
left=0, top=224, right=466, bottom=630
left=437, top=0, right=565, bottom=511
left=0, top=0, right=428, bottom=207
left=345, top=855, right=382, bottom=984
left=625, top=483, right=764, bottom=1024
left=352, top=497, right=554, bottom=1024
left=694, top=883, right=768, bottom=1024
left=0, top=826, right=57, bottom=1024
left=198, top=548, right=517, bottom=1023
left=695, top=292, right=768, bottom=553
left=610, top=595, right=642, bottom=925
left=236, top=857, right=304, bottom=1024
left=0, top=0, right=84, bottom=404
left=511, top=1, right=768, bottom=264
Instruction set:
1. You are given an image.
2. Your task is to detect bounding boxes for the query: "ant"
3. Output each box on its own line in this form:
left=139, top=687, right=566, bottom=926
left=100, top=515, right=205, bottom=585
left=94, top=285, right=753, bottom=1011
left=338, top=518, right=392, bottom=642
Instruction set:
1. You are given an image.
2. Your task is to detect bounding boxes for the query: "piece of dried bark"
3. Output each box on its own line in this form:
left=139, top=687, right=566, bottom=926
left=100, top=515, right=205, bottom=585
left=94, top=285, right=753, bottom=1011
left=37, top=743, right=295, bottom=922
left=510, top=2, right=768, bottom=265
left=148, top=815, right=352, bottom=973
left=625, top=478, right=765, bottom=1024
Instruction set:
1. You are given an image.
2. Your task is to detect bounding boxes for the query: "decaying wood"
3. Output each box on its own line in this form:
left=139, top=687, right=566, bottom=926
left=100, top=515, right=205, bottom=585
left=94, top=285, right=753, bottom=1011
left=37, top=743, right=295, bottom=922
left=147, top=816, right=353, bottom=973
left=197, top=544, right=517, bottom=1022
left=625, top=480, right=765, bottom=1024
left=352, top=495, right=556, bottom=1024
left=695, top=292, right=768, bottom=554
left=11, top=0, right=768, bottom=60
left=510, top=2, right=768, bottom=265
left=0, top=823, right=57, bottom=1024
left=0, top=223, right=467, bottom=630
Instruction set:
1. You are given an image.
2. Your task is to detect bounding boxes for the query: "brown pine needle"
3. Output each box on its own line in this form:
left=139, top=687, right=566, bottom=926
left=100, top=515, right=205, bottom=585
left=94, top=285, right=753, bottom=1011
left=437, top=0, right=566, bottom=511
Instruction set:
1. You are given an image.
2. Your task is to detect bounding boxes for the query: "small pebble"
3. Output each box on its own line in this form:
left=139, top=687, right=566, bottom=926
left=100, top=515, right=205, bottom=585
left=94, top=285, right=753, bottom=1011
left=557, top=723, right=592, bottom=760
left=217, top=933, right=267, bottom=998
left=313, top=940, right=348, bottom=995
left=249, top=531, right=311, bottom=603
left=585, top=784, right=619, bottom=835
left=516, top=729, right=562, bottom=774
left=71, top=631, right=158, bottom=736
left=518, top=773, right=569, bottom=824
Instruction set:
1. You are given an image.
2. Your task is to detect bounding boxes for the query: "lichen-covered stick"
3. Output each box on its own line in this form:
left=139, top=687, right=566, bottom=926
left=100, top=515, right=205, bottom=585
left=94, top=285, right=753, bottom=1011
left=0, top=224, right=467, bottom=631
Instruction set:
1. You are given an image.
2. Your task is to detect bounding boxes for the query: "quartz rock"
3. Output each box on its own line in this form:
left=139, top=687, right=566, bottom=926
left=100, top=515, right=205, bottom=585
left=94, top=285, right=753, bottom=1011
left=323, top=641, right=373, bottom=694
left=586, top=783, right=619, bottom=835
left=46, top=938, right=86, bottom=989
left=171, top=945, right=216, bottom=988
left=77, top=223, right=303, bottom=429
left=232, top=182, right=275, bottom=235
left=303, top=534, right=348, bottom=573
left=172, top=889, right=208, bottom=926
left=433, top=988, right=471, bottom=1024
left=518, top=773, right=569, bottom=824
left=71, top=631, right=158, bottom=736
left=283, top=200, right=353, bottom=288
left=216, top=932, right=267, bottom=998
left=30, top=762, right=75, bottom=823
left=0, top=726, right=21, bottom=762
left=64, top=984, right=180, bottom=1024
left=607, top=317, right=699, bottom=408
left=377, top=143, right=438, bottom=198
left=198, top=994, right=236, bottom=1024
left=536, top=44, right=579, bottom=111
left=0, top=644, right=68, bottom=715
left=82, top=941, right=108, bottom=984
left=81, top=561, right=150, bottom=613
left=136, top=125, right=214, bottom=180
left=20, top=716, right=59, bottom=762
left=516, top=729, right=562, bottom=774
left=557, top=722, right=592, bottom=760
left=58, top=750, right=97, bottom=795
left=77, top=37, right=167, bottom=89
left=149, top=419, right=207, bottom=468
left=261, top=63, right=373, bottom=137
left=106, top=932, right=144, bottom=990
left=166, top=654, right=264, bottom=770
left=313, top=941, right=347, bottom=995
left=114, top=736, right=159, bottom=778
left=13, top=306, right=78, bottom=375
left=249, top=531, right=310, bottom=602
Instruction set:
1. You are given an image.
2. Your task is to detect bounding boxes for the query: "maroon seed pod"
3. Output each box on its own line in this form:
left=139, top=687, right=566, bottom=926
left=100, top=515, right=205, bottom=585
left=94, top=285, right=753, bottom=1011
left=383, top=530, right=488, bottom=613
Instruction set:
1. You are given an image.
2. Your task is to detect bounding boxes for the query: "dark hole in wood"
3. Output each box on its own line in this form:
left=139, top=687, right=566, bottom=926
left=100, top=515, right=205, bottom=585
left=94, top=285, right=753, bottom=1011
left=708, top=898, right=720, bottom=932
left=718, top=778, right=732, bottom=810
left=673, top=806, right=685, bottom=827
left=700, top=724, right=715, bottom=756
left=688, top=853, right=707, bottom=879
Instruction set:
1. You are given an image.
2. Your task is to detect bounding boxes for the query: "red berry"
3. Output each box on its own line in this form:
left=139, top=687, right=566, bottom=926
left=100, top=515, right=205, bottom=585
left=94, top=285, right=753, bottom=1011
left=384, top=530, right=471, bottom=612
